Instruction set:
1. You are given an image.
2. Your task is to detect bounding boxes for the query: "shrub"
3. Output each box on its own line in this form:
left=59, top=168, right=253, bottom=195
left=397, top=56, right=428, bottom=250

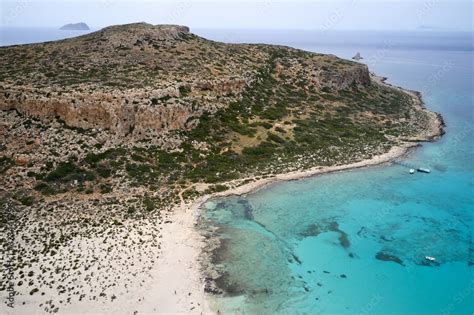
left=99, top=184, right=112, bottom=194
left=45, top=162, right=76, bottom=181
left=267, top=133, right=285, bottom=144
left=179, top=85, right=191, bottom=97
left=34, top=182, right=55, bottom=195
left=0, top=156, right=13, bottom=173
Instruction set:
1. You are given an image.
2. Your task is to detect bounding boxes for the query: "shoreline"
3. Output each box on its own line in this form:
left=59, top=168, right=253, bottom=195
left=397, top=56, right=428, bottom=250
left=2, top=74, right=443, bottom=315
left=155, top=75, right=445, bottom=314
left=190, top=74, right=445, bottom=207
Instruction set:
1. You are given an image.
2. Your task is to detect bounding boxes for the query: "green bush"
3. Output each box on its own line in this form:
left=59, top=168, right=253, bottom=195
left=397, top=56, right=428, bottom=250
left=99, top=184, right=112, bottom=194
left=267, top=132, right=285, bottom=144
left=34, top=182, right=55, bottom=195
left=0, top=156, right=13, bottom=173
left=45, top=162, right=76, bottom=181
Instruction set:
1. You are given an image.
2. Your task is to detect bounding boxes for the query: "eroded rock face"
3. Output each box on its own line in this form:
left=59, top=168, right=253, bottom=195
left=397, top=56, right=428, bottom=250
left=315, top=64, right=371, bottom=90
left=0, top=87, right=204, bottom=137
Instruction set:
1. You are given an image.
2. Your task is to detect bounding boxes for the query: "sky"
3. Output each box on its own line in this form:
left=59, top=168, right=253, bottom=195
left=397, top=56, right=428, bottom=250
left=0, top=0, right=472, bottom=31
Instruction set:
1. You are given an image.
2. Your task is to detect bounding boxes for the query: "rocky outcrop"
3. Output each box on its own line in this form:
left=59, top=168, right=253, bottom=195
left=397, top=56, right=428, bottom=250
left=193, top=79, right=247, bottom=96
left=93, top=24, right=191, bottom=47
left=311, top=63, right=371, bottom=90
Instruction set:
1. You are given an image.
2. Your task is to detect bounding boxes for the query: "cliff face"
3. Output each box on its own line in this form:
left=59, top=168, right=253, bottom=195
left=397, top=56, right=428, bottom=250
left=0, top=23, right=370, bottom=139
left=1, top=87, right=201, bottom=136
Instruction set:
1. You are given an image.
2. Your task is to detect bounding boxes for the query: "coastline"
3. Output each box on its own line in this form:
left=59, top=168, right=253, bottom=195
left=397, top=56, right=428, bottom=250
left=189, top=74, right=445, bottom=208
left=1, top=74, right=444, bottom=315
left=154, top=75, right=445, bottom=314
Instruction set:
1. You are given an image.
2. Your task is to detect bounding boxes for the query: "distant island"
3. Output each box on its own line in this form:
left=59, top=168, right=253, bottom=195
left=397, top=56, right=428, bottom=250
left=59, top=22, right=90, bottom=30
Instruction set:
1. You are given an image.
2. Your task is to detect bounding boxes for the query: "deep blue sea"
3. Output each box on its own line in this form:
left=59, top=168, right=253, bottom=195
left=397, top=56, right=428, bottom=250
left=1, top=27, right=472, bottom=314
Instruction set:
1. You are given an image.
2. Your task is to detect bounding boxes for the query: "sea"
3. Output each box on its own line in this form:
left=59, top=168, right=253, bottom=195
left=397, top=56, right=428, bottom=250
left=1, top=27, right=473, bottom=314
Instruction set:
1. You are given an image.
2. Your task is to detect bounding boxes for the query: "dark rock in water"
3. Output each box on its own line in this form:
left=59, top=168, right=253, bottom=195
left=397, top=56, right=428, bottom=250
left=236, top=198, right=254, bottom=220
left=328, top=221, right=351, bottom=248
left=380, top=235, right=394, bottom=242
left=338, top=233, right=351, bottom=249
left=214, top=273, right=245, bottom=297
left=323, top=270, right=330, bottom=274
left=237, top=198, right=248, bottom=205
left=328, top=221, right=339, bottom=231
left=348, top=253, right=355, bottom=258
left=204, top=277, right=223, bottom=295
left=216, top=201, right=227, bottom=209
left=317, top=282, right=323, bottom=287
left=340, top=274, right=347, bottom=278
left=375, top=251, right=405, bottom=266
left=211, top=238, right=230, bottom=264
left=301, top=223, right=321, bottom=237
left=60, top=22, right=90, bottom=31
left=292, top=254, right=302, bottom=265
left=250, top=288, right=270, bottom=295
left=468, top=261, right=473, bottom=267
left=357, top=226, right=367, bottom=237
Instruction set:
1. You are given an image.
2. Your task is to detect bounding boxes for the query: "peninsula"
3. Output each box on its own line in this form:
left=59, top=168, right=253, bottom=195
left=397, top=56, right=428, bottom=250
left=0, top=23, right=443, bottom=313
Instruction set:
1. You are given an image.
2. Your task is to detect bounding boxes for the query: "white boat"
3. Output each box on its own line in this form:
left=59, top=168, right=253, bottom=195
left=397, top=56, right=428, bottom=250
left=409, top=169, right=415, bottom=174
left=425, top=256, right=436, bottom=261
left=417, top=168, right=431, bottom=173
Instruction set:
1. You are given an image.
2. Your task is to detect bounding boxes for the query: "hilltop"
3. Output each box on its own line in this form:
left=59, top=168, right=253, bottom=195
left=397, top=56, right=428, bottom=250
left=0, top=23, right=442, bottom=313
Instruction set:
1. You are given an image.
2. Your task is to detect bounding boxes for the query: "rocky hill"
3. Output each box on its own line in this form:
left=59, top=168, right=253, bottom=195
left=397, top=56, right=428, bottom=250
left=0, top=21, right=443, bottom=203
left=1, top=23, right=371, bottom=139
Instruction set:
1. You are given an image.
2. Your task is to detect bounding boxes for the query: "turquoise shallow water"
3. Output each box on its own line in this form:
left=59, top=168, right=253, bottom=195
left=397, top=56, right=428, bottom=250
left=200, top=30, right=473, bottom=314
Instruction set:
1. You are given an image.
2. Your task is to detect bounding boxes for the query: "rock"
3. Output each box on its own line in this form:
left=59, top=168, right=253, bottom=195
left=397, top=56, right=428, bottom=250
left=15, top=155, right=30, bottom=166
